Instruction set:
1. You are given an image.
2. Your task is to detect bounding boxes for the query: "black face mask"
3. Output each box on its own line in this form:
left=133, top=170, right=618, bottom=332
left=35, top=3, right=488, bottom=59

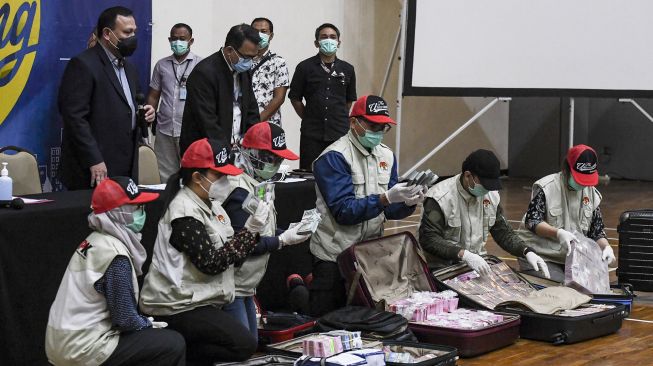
left=108, top=29, right=138, bottom=57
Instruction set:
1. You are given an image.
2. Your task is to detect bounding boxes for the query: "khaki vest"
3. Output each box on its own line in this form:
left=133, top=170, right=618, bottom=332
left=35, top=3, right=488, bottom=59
left=227, top=173, right=277, bottom=296
left=45, top=232, right=138, bottom=366
left=517, top=172, right=602, bottom=264
left=425, top=174, right=500, bottom=259
left=139, top=187, right=235, bottom=315
left=310, top=131, right=395, bottom=262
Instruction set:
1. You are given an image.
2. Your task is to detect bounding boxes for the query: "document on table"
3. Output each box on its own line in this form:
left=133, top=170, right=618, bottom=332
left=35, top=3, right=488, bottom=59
left=13, top=196, right=53, bottom=204
left=138, top=184, right=167, bottom=190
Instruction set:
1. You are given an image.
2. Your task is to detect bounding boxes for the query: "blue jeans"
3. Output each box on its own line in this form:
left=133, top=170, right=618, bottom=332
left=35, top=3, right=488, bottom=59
left=223, top=296, right=258, bottom=340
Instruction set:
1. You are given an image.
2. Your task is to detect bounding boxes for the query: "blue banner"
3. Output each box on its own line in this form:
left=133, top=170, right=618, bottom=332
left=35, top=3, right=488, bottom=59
left=0, top=0, right=152, bottom=191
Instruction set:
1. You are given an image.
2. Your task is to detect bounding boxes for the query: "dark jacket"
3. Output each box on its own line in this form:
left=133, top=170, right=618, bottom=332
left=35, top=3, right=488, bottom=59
left=179, top=49, right=260, bottom=154
left=58, top=44, right=143, bottom=190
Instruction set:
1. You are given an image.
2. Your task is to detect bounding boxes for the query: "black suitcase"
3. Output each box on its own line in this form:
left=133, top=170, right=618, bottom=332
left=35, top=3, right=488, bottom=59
left=617, top=209, right=653, bottom=291
left=214, top=355, right=297, bottom=365
left=432, top=255, right=627, bottom=344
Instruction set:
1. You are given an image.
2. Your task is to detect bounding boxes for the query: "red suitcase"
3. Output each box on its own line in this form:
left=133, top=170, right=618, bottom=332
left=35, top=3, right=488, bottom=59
left=336, top=232, right=521, bottom=357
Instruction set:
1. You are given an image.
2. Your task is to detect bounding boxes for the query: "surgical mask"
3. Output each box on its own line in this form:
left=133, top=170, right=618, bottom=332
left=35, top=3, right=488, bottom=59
left=125, top=208, right=146, bottom=233
left=201, top=175, right=231, bottom=202
left=258, top=32, right=270, bottom=49
left=255, top=162, right=280, bottom=180
left=319, top=39, right=338, bottom=56
left=107, top=29, right=137, bottom=57
left=354, top=120, right=383, bottom=148
left=170, top=40, right=189, bottom=56
left=568, top=175, right=584, bottom=191
left=468, top=176, right=489, bottom=197
left=229, top=47, right=253, bottom=73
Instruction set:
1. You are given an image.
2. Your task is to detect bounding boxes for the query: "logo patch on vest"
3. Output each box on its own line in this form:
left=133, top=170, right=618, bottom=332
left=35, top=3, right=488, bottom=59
left=583, top=196, right=590, bottom=206
left=483, top=199, right=490, bottom=207
left=76, top=240, right=93, bottom=259
left=216, top=214, right=227, bottom=225
left=379, top=161, right=389, bottom=171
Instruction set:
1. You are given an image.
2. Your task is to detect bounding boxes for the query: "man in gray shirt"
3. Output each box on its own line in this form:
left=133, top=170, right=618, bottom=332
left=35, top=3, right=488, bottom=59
left=147, top=23, right=202, bottom=182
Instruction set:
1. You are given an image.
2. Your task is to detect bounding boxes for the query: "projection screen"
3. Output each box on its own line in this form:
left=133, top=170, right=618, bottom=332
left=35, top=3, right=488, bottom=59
left=403, top=0, right=653, bottom=97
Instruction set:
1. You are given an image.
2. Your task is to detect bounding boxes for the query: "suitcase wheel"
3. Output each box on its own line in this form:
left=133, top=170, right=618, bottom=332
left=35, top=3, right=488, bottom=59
left=551, top=331, right=568, bottom=345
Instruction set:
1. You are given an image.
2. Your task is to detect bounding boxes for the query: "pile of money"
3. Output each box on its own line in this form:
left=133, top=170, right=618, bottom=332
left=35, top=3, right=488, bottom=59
left=400, top=169, right=438, bottom=189
left=288, top=208, right=322, bottom=235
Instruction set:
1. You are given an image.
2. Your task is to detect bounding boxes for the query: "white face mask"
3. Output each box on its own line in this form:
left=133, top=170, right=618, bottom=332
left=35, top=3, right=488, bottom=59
left=201, top=174, right=231, bottom=202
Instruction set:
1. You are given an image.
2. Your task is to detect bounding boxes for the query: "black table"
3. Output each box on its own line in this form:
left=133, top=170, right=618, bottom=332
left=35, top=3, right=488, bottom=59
left=0, top=180, right=316, bottom=365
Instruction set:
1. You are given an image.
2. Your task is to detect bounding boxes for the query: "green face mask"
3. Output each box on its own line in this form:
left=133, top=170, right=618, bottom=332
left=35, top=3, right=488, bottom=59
left=126, top=209, right=146, bottom=233
left=468, top=177, right=489, bottom=197
left=354, top=121, right=384, bottom=148
left=255, top=162, right=280, bottom=180
left=568, top=175, right=584, bottom=191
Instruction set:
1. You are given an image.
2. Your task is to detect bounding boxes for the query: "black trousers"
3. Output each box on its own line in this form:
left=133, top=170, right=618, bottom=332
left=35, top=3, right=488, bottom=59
left=309, top=260, right=347, bottom=317
left=102, top=328, right=186, bottom=366
left=156, top=306, right=257, bottom=365
left=299, top=135, right=335, bottom=171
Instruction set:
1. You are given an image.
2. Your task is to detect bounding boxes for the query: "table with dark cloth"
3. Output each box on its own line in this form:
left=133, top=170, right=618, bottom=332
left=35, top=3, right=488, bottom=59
left=0, top=180, right=315, bottom=366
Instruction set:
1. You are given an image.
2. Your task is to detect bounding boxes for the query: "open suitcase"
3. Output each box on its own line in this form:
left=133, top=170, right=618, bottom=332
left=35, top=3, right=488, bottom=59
left=336, top=232, right=520, bottom=357
left=617, top=209, right=653, bottom=291
left=267, top=333, right=458, bottom=366
left=432, top=255, right=627, bottom=344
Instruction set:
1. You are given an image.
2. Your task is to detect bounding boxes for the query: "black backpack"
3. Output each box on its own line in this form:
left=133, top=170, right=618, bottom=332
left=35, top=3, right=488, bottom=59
left=316, top=306, right=416, bottom=341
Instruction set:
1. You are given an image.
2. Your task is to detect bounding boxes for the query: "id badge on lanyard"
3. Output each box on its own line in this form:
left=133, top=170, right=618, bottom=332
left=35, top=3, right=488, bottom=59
left=179, top=84, right=187, bottom=100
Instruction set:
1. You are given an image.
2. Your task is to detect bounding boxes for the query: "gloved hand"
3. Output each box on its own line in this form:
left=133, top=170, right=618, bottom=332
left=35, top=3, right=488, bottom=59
left=279, top=224, right=312, bottom=247
left=404, top=190, right=426, bottom=206
left=461, top=250, right=491, bottom=276
left=525, top=251, right=551, bottom=279
left=602, top=245, right=616, bottom=265
left=556, top=229, right=578, bottom=253
left=147, top=317, right=168, bottom=329
left=244, top=201, right=270, bottom=233
left=385, top=182, right=418, bottom=204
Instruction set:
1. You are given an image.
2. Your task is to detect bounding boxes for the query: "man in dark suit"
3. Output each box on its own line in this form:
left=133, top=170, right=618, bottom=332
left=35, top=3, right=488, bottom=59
left=180, top=24, right=261, bottom=155
left=58, top=6, right=155, bottom=190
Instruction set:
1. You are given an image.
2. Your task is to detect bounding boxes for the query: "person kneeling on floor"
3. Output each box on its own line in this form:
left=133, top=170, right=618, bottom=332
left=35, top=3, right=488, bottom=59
left=309, top=95, right=425, bottom=317
left=45, top=177, right=185, bottom=366
left=139, top=138, right=270, bottom=364
left=419, top=150, right=550, bottom=279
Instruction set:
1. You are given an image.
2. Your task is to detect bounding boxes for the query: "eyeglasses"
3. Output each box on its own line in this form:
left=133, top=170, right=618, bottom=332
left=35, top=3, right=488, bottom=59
left=357, top=118, right=392, bottom=134
left=230, top=46, right=253, bottom=61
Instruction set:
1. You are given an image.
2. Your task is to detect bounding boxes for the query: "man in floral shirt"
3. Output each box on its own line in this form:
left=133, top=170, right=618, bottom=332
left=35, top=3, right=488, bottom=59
left=250, top=17, right=290, bottom=126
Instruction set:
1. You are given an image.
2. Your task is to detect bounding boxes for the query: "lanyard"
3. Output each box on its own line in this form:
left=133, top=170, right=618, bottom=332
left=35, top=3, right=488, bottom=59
left=320, top=59, right=335, bottom=74
left=171, top=59, right=192, bottom=85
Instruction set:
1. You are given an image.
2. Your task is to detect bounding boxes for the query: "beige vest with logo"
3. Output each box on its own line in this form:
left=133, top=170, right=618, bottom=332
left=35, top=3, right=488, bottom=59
left=425, top=174, right=500, bottom=258
left=310, top=131, right=395, bottom=262
left=139, top=187, right=235, bottom=315
left=228, top=173, right=277, bottom=297
left=45, top=232, right=138, bottom=366
left=517, top=172, right=602, bottom=264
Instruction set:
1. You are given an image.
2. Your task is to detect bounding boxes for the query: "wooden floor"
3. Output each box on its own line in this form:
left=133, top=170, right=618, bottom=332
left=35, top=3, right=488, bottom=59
left=382, top=177, right=653, bottom=365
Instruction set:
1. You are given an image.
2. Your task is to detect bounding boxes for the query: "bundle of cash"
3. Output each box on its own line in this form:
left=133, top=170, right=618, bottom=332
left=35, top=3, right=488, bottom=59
left=400, top=169, right=438, bottom=189
left=288, top=208, right=322, bottom=235
left=242, top=182, right=276, bottom=216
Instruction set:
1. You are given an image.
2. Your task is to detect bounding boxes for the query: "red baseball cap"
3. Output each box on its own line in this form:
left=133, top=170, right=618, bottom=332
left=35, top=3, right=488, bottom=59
left=181, top=138, right=243, bottom=175
left=241, top=122, right=299, bottom=160
left=567, top=144, right=598, bottom=186
left=91, top=176, right=159, bottom=214
left=350, top=95, right=396, bottom=125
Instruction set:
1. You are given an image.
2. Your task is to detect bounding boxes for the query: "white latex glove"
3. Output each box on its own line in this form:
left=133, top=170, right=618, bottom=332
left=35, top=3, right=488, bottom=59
left=147, top=317, right=168, bottom=329
left=556, top=229, right=578, bottom=254
left=244, top=201, right=271, bottom=233
left=385, top=182, right=416, bottom=204
left=525, top=251, right=551, bottom=279
left=602, top=245, right=616, bottom=265
left=404, top=190, right=426, bottom=206
left=279, top=224, right=312, bottom=247
left=461, top=250, right=491, bottom=276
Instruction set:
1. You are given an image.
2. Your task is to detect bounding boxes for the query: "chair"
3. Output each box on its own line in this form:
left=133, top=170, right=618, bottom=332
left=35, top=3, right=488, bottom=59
left=0, top=146, right=42, bottom=195
left=138, top=144, right=161, bottom=185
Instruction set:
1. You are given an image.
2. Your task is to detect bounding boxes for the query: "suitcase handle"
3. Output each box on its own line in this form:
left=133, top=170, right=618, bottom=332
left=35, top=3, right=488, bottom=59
left=592, top=314, right=615, bottom=325
left=551, top=332, right=568, bottom=345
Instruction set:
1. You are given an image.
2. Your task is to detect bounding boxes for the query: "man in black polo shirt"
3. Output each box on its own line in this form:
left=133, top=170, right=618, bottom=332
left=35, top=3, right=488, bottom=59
left=289, top=23, right=357, bottom=170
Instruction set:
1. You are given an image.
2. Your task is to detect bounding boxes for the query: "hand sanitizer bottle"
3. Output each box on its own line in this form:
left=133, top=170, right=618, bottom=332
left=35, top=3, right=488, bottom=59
left=0, top=162, right=13, bottom=201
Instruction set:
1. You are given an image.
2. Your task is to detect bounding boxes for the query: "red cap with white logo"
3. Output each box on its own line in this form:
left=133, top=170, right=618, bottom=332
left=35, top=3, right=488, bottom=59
left=241, top=122, right=299, bottom=160
left=567, top=144, right=599, bottom=186
left=349, top=95, right=396, bottom=125
left=91, top=176, right=159, bottom=214
left=181, top=138, right=243, bottom=175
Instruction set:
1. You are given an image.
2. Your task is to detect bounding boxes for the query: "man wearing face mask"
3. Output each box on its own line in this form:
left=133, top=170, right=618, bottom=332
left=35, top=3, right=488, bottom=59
left=180, top=24, right=261, bottom=155
left=419, top=150, right=550, bottom=280
left=250, top=17, right=290, bottom=126
left=289, top=23, right=357, bottom=170
left=59, top=6, right=156, bottom=190
left=516, top=145, right=612, bottom=282
left=148, top=23, right=203, bottom=182
left=309, top=95, right=424, bottom=317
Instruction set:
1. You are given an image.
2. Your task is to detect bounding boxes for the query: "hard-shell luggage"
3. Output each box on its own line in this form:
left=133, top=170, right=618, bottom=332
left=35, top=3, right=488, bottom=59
left=617, top=209, right=653, bottom=291
left=258, top=312, right=316, bottom=345
left=432, top=255, right=627, bottom=344
left=214, top=355, right=297, bottom=365
left=336, top=232, right=521, bottom=357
